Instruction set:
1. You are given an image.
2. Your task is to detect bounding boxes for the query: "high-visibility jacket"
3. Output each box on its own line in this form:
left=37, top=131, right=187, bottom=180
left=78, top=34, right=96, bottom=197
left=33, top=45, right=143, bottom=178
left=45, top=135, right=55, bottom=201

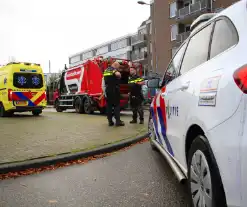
left=103, top=67, right=117, bottom=77
left=103, top=67, right=120, bottom=102
left=128, top=75, right=144, bottom=97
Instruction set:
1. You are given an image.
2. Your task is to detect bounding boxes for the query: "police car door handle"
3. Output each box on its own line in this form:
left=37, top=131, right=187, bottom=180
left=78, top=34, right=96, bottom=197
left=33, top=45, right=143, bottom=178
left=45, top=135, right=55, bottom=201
left=180, top=81, right=190, bottom=91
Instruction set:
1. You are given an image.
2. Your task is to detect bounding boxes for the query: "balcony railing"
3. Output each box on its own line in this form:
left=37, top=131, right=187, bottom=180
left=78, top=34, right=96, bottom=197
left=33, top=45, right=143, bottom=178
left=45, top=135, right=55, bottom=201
left=131, top=34, right=146, bottom=45
left=176, top=31, right=191, bottom=43
left=177, top=0, right=208, bottom=19
left=131, top=51, right=147, bottom=61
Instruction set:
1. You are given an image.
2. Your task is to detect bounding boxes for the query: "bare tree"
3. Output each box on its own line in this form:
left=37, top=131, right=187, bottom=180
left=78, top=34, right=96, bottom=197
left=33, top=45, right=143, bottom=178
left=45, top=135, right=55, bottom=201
left=47, top=73, right=60, bottom=86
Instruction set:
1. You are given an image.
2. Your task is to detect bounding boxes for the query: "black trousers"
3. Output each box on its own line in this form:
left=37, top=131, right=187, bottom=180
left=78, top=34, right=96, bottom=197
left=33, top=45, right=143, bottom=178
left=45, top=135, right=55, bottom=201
left=130, top=97, right=144, bottom=121
left=106, top=93, right=121, bottom=123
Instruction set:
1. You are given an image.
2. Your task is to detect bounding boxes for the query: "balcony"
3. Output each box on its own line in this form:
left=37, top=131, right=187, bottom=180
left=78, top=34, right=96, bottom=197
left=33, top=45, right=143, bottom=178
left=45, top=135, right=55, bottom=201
left=176, top=0, right=209, bottom=23
left=177, top=31, right=190, bottom=42
left=131, top=51, right=148, bottom=62
left=131, top=34, right=147, bottom=47
left=171, top=31, right=191, bottom=48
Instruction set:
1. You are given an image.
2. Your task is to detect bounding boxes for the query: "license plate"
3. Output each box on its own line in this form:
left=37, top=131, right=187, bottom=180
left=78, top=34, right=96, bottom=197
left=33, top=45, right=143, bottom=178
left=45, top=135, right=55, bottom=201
left=15, top=101, right=28, bottom=106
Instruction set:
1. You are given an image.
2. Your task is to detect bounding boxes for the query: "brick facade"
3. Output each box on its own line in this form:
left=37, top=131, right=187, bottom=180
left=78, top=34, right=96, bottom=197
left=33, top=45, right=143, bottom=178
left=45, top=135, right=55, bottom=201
left=150, top=0, right=240, bottom=75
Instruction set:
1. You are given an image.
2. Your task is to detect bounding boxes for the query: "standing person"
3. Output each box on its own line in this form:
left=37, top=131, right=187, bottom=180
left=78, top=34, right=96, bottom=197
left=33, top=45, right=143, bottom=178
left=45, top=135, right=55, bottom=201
left=103, top=62, right=125, bottom=127
left=128, top=67, right=145, bottom=124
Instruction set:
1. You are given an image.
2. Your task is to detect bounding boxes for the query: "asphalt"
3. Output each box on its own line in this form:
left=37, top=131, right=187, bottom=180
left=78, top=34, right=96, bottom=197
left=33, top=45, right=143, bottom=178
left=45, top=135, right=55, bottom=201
left=0, top=142, right=190, bottom=207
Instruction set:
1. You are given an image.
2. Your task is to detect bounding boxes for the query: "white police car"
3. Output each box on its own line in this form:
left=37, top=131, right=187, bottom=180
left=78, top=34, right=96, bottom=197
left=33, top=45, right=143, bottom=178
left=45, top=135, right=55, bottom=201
left=148, top=1, right=247, bottom=206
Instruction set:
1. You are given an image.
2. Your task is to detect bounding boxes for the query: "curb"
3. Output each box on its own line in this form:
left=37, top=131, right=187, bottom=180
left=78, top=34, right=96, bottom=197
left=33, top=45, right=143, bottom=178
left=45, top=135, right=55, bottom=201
left=0, top=134, right=148, bottom=174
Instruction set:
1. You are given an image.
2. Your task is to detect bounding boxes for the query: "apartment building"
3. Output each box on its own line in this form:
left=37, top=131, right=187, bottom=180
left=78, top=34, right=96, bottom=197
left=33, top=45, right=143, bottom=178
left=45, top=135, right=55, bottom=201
left=131, top=17, right=152, bottom=76
left=68, top=34, right=133, bottom=68
left=68, top=19, right=153, bottom=76
left=150, top=0, right=239, bottom=75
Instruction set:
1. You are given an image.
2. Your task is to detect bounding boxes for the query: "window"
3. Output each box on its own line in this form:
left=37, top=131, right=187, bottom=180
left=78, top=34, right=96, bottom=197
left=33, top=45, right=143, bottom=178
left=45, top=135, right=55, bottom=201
left=114, top=53, right=127, bottom=59
left=170, top=2, right=177, bottom=18
left=184, top=2, right=189, bottom=7
left=13, top=73, right=43, bottom=89
left=83, top=51, right=93, bottom=60
left=171, top=24, right=178, bottom=41
left=140, top=47, right=147, bottom=53
left=139, top=28, right=147, bottom=35
left=172, top=47, right=178, bottom=57
left=180, top=24, right=213, bottom=74
left=111, top=39, right=127, bottom=51
left=210, top=19, right=238, bottom=59
left=70, top=55, right=81, bottom=64
left=96, top=46, right=108, bottom=55
left=163, top=43, right=187, bottom=85
left=185, top=25, right=191, bottom=32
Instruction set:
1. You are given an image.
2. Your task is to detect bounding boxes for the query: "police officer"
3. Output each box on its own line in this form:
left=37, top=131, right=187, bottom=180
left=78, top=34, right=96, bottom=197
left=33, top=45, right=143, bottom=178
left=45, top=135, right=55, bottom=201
left=128, top=67, right=145, bottom=124
left=103, top=62, right=125, bottom=127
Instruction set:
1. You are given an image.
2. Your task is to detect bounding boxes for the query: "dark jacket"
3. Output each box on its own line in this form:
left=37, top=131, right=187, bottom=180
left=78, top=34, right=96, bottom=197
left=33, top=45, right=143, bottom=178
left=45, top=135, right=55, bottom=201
left=128, top=75, right=144, bottom=98
left=103, top=67, right=120, bottom=104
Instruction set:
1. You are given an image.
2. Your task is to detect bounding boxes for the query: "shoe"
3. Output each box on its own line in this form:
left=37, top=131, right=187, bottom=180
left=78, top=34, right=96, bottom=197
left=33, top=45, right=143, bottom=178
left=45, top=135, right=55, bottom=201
left=108, top=121, right=114, bottom=126
left=130, top=120, right=137, bottom=124
left=139, top=120, right=144, bottom=124
left=116, top=121, right=125, bottom=127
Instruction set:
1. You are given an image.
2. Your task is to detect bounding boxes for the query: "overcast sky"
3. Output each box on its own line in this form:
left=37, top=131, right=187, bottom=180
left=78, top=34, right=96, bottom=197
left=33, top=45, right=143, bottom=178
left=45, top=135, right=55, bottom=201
left=0, top=0, right=150, bottom=73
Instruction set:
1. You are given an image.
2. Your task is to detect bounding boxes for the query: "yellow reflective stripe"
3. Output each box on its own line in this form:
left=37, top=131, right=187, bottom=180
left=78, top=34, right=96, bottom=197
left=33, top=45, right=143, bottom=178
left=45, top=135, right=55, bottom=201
left=103, top=73, right=112, bottom=76
left=104, top=71, right=112, bottom=74
left=128, top=78, right=144, bottom=83
left=136, top=78, right=144, bottom=82
left=103, top=69, right=116, bottom=76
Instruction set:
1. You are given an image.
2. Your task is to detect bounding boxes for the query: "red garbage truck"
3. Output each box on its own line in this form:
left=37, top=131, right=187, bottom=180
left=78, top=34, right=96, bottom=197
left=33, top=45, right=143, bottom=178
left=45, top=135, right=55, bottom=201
left=53, top=56, right=143, bottom=114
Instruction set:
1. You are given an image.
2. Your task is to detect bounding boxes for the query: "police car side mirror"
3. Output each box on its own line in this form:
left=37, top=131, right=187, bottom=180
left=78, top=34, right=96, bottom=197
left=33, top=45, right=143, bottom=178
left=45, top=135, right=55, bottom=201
left=147, top=78, right=160, bottom=88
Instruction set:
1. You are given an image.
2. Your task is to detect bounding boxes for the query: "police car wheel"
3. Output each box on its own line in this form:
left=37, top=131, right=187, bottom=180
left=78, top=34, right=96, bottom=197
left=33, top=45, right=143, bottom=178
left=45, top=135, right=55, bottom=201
left=187, top=135, right=227, bottom=207
left=148, top=117, right=157, bottom=151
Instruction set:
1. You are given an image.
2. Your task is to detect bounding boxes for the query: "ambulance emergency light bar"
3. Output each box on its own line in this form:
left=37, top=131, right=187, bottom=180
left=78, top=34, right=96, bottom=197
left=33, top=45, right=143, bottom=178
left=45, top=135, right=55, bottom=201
left=6, top=62, right=41, bottom=67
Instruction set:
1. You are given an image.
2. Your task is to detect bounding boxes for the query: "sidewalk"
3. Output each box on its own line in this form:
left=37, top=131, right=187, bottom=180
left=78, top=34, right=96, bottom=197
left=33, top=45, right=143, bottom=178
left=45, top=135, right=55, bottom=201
left=0, top=111, right=148, bottom=164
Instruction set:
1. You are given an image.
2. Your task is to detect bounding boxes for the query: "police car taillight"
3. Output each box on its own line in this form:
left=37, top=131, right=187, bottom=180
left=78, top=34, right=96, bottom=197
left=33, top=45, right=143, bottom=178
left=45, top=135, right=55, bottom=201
left=233, top=64, right=247, bottom=94
left=8, top=89, right=13, bottom=101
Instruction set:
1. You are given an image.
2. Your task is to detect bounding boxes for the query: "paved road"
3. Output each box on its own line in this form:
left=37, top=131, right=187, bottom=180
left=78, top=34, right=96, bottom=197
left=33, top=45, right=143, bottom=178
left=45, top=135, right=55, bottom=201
left=0, top=142, right=190, bottom=207
left=0, top=110, right=148, bottom=164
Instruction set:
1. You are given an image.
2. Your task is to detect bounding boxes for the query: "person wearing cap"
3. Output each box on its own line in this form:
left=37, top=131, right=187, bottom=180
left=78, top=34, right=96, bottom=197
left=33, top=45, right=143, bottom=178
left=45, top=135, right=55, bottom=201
left=128, top=67, right=145, bottom=124
left=103, top=62, right=125, bottom=127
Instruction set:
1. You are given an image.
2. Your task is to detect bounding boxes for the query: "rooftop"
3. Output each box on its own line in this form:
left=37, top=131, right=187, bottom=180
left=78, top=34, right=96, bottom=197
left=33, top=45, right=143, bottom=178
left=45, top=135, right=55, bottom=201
left=69, top=33, right=134, bottom=58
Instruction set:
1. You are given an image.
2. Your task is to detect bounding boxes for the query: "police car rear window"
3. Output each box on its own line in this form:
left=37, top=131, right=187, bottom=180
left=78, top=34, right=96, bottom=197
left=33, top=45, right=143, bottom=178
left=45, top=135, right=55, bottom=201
left=13, top=73, right=43, bottom=89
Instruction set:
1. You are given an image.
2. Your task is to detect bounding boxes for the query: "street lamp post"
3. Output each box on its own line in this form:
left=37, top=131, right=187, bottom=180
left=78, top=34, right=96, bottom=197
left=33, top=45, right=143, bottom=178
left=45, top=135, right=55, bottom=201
left=137, top=0, right=156, bottom=77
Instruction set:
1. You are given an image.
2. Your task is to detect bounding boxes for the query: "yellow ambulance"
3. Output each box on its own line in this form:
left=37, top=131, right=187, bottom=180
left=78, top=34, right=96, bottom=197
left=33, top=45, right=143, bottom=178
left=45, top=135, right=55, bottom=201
left=0, top=62, right=47, bottom=117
